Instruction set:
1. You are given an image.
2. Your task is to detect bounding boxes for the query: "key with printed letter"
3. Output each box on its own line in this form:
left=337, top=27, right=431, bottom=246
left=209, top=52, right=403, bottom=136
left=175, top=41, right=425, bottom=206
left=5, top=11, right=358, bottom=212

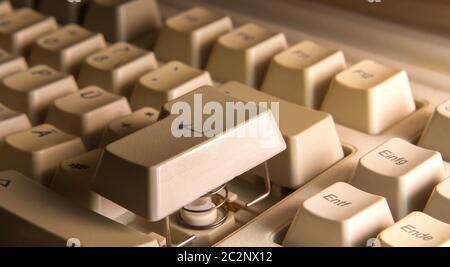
left=99, top=107, right=159, bottom=146
left=214, top=81, right=344, bottom=189
left=350, top=138, right=446, bottom=220
left=0, top=103, right=31, bottom=144
left=0, top=65, right=78, bottom=125
left=46, top=86, right=132, bottom=150
left=423, top=178, right=450, bottom=224
left=0, top=124, right=86, bottom=186
left=320, top=60, right=416, bottom=134
left=283, top=182, right=394, bottom=247
left=77, top=42, right=158, bottom=96
left=0, top=48, right=28, bottom=79
left=377, top=212, right=450, bottom=247
left=38, top=0, right=90, bottom=25
left=0, top=8, right=58, bottom=55
left=83, top=0, right=162, bottom=43
left=130, top=61, right=213, bottom=110
left=92, top=85, right=286, bottom=222
left=261, top=41, right=346, bottom=109
left=154, top=7, right=233, bottom=68
left=418, top=98, right=450, bottom=162
left=206, top=23, right=287, bottom=88
left=0, top=170, right=160, bottom=247
left=29, top=24, right=107, bottom=75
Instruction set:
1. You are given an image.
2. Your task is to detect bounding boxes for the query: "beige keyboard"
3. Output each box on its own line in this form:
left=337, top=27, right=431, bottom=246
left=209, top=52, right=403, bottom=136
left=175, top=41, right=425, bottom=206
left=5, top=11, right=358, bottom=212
left=0, top=0, right=449, bottom=247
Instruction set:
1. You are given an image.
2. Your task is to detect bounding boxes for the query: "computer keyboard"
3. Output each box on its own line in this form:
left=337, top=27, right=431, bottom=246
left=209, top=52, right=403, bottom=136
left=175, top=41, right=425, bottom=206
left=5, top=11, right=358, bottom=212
left=0, top=0, right=449, bottom=247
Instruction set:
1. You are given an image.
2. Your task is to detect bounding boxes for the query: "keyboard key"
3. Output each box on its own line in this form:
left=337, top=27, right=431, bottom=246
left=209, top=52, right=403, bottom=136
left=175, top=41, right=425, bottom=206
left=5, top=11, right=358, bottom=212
left=282, top=182, right=394, bottom=247
left=206, top=23, right=287, bottom=88
left=0, top=8, right=57, bottom=55
left=0, top=103, right=31, bottom=143
left=0, top=1, right=13, bottom=17
left=29, top=24, right=107, bottom=75
left=38, top=0, right=90, bottom=25
left=216, top=81, right=344, bottom=189
left=423, top=178, right=450, bottom=224
left=130, top=61, right=213, bottom=110
left=261, top=41, right=346, bottom=109
left=77, top=42, right=158, bottom=96
left=418, top=98, right=450, bottom=162
left=9, top=0, right=38, bottom=8
left=99, top=107, right=159, bottom=146
left=0, top=170, right=160, bottom=246
left=51, top=149, right=126, bottom=218
left=0, top=65, right=78, bottom=125
left=350, top=138, right=446, bottom=220
left=378, top=212, right=450, bottom=247
left=320, top=60, right=416, bottom=134
left=154, top=7, right=233, bottom=68
left=0, top=124, right=86, bottom=186
left=83, top=0, right=162, bottom=43
left=92, top=86, right=286, bottom=221
left=46, top=86, right=132, bottom=149
left=0, top=48, right=28, bottom=79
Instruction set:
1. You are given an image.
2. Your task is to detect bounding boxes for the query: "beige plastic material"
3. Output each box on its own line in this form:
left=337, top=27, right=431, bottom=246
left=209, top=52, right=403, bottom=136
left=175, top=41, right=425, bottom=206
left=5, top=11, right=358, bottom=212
left=0, top=170, right=160, bottom=247
left=0, top=48, right=28, bottom=79
left=99, top=107, right=159, bottom=147
left=46, top=86, right=132, bottom=150
left=206, top=23, right=287, bottom=88
left=423, top=178, right=450, bottom=224
left=320, top=60, right=416, bottom=135
left=180, top=197, right=218, bottom=227
left=261, top=41, right=346, bottom=109
left=83, top=0, right=162, bottom=43
left=77, top=42, right=158, bottom=96
left=0, top=103, right=31, bottom=143
left=92, top=86, right=286, bottom=221
left=0, top=65, right=78, bottom=125
left=350, top=138, right=446, bottom=220
left=418, top=98, right=450, bottom=162
left=29, top=24, right=107, bottom=75
left=0, top=1, right=13, bottom=17
left=130, top=61, right=213, bottom=110
left=0, top=124, right=86, bottom=186
left=154, top=6, right=233, bottom=68
left=217, top=81, right=344, bottom=189
left=51, top=149, right=126, bottom=219
left=38, top=0, right=89, bottom=24
left=378, top=212, right=450, bottom=247
left=0, top=8, right=57, bottom=55
left=283, top=182, right=394, bottom=247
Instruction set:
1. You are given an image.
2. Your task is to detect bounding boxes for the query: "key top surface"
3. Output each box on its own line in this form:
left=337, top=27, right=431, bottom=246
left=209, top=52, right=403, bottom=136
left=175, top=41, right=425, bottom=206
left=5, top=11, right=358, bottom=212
left=29, top=24, right=107, bottom=75
left=0, top=48, right=27, bottom=79
left=130, top=61, right=213, bottom=110
left=38, top=0, right=90, bottom=25
left=0, top=65, right=78, bottom=125
left=0, top=124, right=86, bottom=186
left=0, top=170, right=159, bottom=247
left=46, top=86, right=132, bottom=149
left=283, top=182, right=394, bottom=247
left=206, top=23, right=287, bottom=88
left=93, top=86, right=286, bottom=221
left=350, top=138, right=446, bottom=220
left=320, top=60, right=416, bottom=134
left=215, top=81, right=344, bottom=189
left=378, top=212, right=450, bottom=247
left=0, top=8, right=58, bottom=55
left=261, top=41, right=346, bottom=109
left=418, top=98, right=450, bottom=162
left=0, top=102, right=31, bottom=143
left=77, top=42, right=158, bottom=96
left=83, top=0, right=162, bottom=43
left=423, top=178, right=450, bottom=224
left=0, top=1, right=13, bottom=17
left=154, top=6, right=233, bottom=68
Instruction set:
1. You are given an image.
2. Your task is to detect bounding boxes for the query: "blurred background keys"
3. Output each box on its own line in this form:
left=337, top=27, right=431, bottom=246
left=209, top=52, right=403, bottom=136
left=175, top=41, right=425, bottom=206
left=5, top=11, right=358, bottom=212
left=0, top=8, right=57, bottom=55
left=0, top=48, right=28, bottom=79
left=0, top=124, right=86, bottom=186
left=83, top=0, right=162, bottom=43
left=46, top=86, right=132, bottom=149
left=0, top=65, right=78, bottom=125
left=9, top=0, right=38, bottom=8
left=39, top=0, right=90, bottom=25
left=154, top=6, right=233, bottom=68
left=29, top=24, right=107, bottom=75
left=0, top=1, right=13, bottom=17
